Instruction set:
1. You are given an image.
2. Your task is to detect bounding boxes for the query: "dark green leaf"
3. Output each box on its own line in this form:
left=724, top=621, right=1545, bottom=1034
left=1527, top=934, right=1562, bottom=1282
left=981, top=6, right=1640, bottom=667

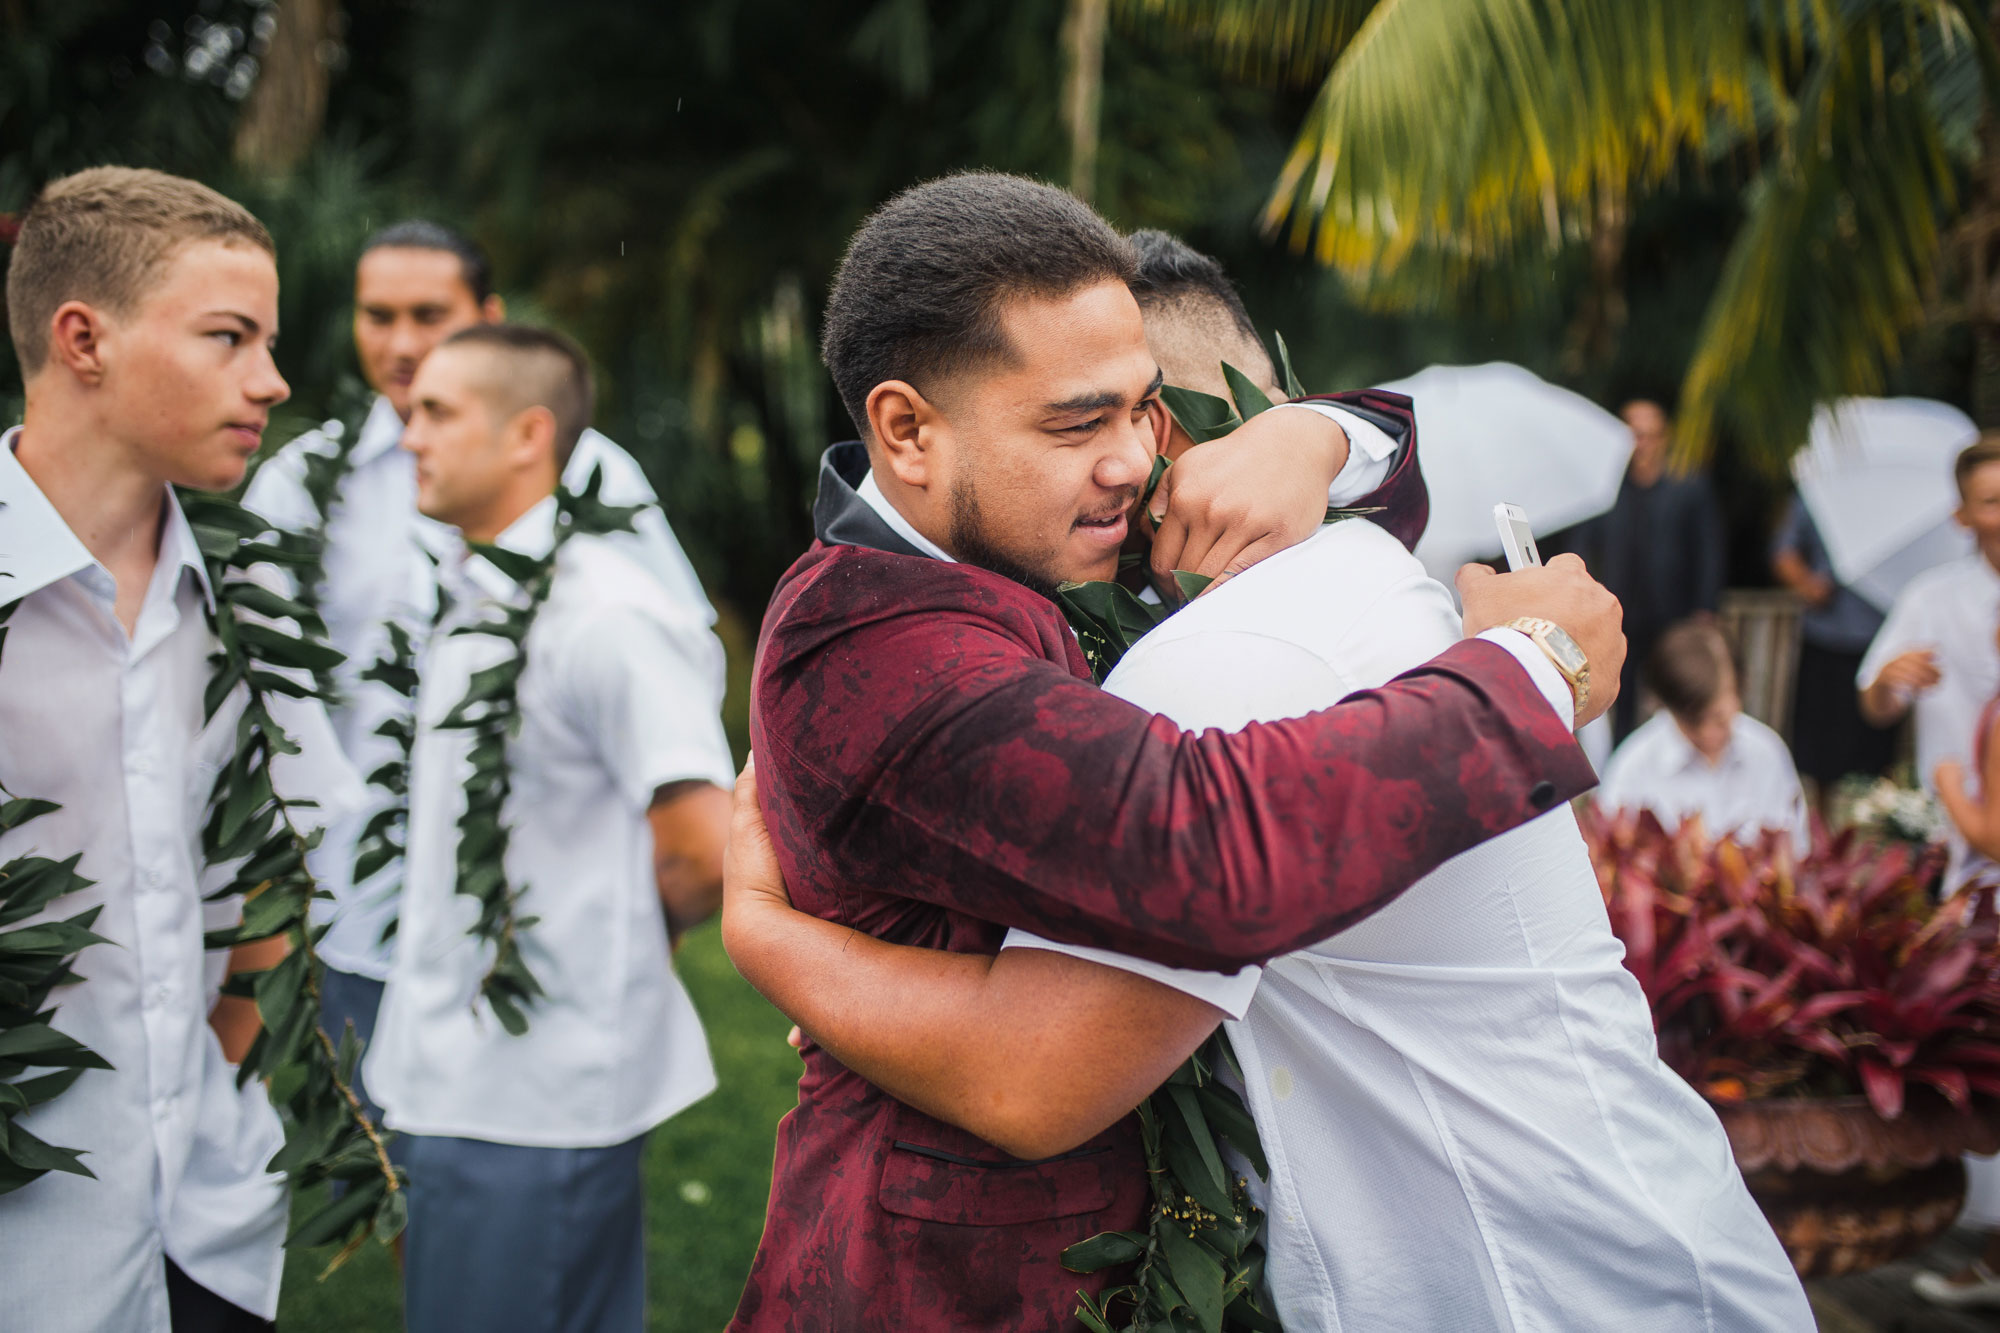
left=1159, top=385, right=1241, bottom=445
left=1062, top=1229, right=1148, bottom=1273
left=1220, top=362, right=1272, bottom=419
left=286, top=1175, right=383, bottom=1248
left=1274, top=331, right=1305, bottom=400
left=1157, top=1225, right=1227, bottom=1333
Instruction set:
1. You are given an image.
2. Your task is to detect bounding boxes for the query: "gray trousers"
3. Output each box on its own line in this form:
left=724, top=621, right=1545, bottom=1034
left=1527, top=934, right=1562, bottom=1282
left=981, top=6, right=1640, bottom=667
left=400, top=1131, right=650, bottom=1333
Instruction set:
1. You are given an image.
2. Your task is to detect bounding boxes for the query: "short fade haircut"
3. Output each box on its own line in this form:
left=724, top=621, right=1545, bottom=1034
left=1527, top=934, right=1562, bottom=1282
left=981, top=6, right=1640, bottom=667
left=1127, top=229, right=1259, bottom=341
left=360, top=219, right=494, bottom=304
left=1956, top=432, right=2000, bottom=499
left=436, top=323, right=594, bottom=467
left=6, top=166, right=274, bottom=377
left=821, top=172, right=1136, bottom=440
left=1646, top=620, right=1737, bottom=723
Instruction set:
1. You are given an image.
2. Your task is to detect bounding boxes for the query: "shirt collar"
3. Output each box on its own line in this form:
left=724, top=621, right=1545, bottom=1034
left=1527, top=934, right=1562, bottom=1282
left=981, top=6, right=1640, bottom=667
left=349, top=394, right=407, bottom=467
left=441, top=493, right=560, bottom=605
left=0, top=426, right=213, bottom=610
left=1652, top=710, right=1739, bottom=775
left=856, top=470, right=954, bottom=563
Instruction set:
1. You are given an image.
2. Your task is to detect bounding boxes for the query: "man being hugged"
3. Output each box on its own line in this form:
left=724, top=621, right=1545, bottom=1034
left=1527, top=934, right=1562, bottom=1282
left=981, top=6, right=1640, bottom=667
left=0, top=168, right=361, bottom=1331
left=361, top=324, right=733, bottom=1333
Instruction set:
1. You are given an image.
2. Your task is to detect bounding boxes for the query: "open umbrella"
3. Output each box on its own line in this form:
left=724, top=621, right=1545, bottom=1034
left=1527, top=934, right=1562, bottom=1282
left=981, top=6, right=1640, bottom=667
left=1793, top=398, right=1975, bottom=612
left=1373, top=363, right=1633, bottom=583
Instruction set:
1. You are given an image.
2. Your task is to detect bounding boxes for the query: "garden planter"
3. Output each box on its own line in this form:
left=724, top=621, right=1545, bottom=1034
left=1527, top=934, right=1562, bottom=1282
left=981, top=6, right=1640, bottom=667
left=1713, top=1095, right=2000, bottom=1278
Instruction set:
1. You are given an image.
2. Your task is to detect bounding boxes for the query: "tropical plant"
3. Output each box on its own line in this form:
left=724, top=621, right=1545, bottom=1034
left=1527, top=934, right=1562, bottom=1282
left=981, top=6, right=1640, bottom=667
left=1120, top=0, right=2000, bottom=466
left=1581, top=805, right=2000, bottom=1122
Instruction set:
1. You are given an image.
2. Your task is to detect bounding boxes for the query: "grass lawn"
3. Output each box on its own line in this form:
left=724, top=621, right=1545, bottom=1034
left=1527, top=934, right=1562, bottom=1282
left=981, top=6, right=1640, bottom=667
left=274, top=920, right=800, bottom=1331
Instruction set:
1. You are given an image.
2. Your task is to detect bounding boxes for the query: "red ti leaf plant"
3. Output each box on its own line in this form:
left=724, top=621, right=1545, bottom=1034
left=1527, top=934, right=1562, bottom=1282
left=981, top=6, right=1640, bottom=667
left=1581, top=807, right=2000, bottom=1121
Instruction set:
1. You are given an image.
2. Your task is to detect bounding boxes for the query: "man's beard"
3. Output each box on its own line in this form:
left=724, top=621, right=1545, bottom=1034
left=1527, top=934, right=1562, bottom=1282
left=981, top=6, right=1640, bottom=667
left=946, top=473, right=1065, bottom=601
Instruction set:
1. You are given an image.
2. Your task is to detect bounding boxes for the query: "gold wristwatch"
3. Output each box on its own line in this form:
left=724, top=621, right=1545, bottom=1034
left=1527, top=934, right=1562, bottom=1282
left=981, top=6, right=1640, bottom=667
left=1505, top=617, right=1590, bottom=726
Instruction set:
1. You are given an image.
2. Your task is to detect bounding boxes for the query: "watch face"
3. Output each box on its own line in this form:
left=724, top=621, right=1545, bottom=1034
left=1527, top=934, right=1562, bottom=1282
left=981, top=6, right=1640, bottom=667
left=1545, top=627, right=1588, bottom=675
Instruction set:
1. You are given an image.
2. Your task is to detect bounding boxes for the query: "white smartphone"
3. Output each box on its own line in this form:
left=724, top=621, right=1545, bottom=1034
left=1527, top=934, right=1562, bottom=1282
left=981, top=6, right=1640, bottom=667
left=1493, top=502, right=1542, bottom=571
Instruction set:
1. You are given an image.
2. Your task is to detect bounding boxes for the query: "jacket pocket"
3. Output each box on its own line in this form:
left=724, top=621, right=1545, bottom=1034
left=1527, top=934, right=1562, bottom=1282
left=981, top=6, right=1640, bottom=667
left=877, top=1136, right=1115, bottom=1227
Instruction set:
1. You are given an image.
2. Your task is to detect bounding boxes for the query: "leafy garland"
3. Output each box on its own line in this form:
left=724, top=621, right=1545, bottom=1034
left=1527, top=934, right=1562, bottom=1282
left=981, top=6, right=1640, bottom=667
left=182, top=489, right=405, bottom=1271
left=353, top=619, right=419, bottom=948
left=280, top=384, right=375, bottom=702
left=1061, top=351, right=1365, bottom=1332
left=0, top=600, right=111, bottom=1196
left=431, top=469, right=642, bottom=1035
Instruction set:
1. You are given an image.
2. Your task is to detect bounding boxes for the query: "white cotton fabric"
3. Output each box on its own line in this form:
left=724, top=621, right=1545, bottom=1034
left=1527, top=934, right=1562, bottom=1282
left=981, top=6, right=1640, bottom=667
left=1003, top=517, right=1810, bottom=1331
left=1597, top=711, right=1812, bottom=855
left=0, top=431, right=362, bottom=1329
left=1857, top=553, right=2000, bottom=892
left=364, top=498, right=735, bottom=1148
left=245, top=397, right=715, bottom=978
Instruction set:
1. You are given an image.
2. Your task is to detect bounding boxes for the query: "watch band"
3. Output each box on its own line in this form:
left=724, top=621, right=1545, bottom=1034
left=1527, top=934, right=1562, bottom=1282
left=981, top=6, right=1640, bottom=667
left=1505, top=616, right=1590, bottom=726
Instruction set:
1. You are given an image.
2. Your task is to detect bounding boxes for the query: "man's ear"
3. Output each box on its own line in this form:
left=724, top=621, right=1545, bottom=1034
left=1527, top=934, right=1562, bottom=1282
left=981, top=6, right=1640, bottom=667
left=506, top=403, right=559, bottom=474
left=480, top=293, right=506, bottom=323
left=45, top=300, right=110, bottom=386
left=866, top=380, right=943, bottom=489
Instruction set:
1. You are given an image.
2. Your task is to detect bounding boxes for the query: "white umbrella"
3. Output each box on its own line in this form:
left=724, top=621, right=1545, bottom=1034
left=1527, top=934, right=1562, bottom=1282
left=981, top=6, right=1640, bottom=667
left=1793, top=397, right=1976, bottom=612
left=1372, top=362, right=1634, bottom=583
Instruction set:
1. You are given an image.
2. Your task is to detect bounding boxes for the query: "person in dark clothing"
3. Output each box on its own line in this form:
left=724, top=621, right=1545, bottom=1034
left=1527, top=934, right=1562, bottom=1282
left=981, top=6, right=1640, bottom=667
left=1770, top=493, right=1897, bottom=795
left=1581, top=399, right=1727, bottom=739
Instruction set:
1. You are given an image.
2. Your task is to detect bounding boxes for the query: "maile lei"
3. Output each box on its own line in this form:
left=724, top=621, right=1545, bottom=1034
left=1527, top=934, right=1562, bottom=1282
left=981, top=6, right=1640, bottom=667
left=1059, top=348, right=1366, bottom=1333
left=425, top=468, right=641, bottom=1036
left=0, top=493, right=406, bottom=1271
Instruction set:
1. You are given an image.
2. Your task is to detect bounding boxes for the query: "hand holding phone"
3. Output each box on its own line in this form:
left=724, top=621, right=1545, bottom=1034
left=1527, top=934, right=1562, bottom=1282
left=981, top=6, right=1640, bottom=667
left=1493, top=502, right=1542, bottom=572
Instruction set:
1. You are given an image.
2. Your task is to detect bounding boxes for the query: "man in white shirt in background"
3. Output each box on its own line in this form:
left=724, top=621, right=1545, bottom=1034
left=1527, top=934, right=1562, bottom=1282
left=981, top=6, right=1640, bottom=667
left=721, top=234, right=1810, bottom=1330
left=244, top=220, right=713, bottom=1119
left=0, top=169, right=359, bottom=1331
left=1598, top=618, right=1812, bottom=853
left=1859, top=435, right=2000, bottom=895
left=363, top=324, right=734, bottom=1333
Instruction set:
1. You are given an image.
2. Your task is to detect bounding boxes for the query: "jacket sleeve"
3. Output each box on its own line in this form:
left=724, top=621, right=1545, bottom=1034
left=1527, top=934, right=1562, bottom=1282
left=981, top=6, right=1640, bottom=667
left=1299, top=389, right=1429, bottom=554
left=758, top=601, right=1595, bottom=973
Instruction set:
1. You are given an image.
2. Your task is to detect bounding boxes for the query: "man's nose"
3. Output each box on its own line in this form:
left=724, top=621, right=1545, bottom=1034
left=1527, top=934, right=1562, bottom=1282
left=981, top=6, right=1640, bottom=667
left=386, top=319, right=427, bottom=359
left=1096, top=415, right=1154, bottom=490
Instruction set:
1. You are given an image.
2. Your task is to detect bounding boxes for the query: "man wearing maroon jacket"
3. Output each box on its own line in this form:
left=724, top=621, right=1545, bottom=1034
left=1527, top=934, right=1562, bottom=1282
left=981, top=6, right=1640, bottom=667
left=730, top=173, right=1623, bottom=1331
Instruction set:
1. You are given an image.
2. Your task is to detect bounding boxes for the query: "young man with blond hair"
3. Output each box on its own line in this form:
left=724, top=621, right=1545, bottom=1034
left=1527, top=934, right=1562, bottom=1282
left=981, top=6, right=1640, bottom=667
left=0, top=167, right=357, bottom=1332
left=362, top=323, right=733, bottom=1333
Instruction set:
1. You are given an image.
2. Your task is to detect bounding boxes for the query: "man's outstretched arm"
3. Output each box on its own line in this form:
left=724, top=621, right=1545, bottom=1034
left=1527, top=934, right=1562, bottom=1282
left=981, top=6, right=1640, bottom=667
left=722, top=763, right=1216, bottom=1160
left=757, top=553, right=1616, bottom=973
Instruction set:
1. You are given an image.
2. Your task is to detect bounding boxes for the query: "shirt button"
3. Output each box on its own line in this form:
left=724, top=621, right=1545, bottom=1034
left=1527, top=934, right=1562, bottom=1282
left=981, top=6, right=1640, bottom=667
left=1529, top=780, right=1558, bottom=810
left=128, top=755, right=152, bottom=777
left=153, top=1097, right=173, bottom=1122
left=141, top=868, right=163, bottom=889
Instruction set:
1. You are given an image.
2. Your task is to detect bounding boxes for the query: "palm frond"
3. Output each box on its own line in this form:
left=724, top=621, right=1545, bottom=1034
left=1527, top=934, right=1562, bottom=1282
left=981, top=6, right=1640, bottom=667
left=1112, top=0, right=1380, bottom=85
left=1678, top=4, right=1985, bottom=468
left=1264, top=0, right=1766, bottom=281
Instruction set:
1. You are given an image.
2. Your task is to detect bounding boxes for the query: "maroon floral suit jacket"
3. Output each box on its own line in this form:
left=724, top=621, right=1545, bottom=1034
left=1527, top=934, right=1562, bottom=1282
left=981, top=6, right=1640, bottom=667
left=730, top=393, right=1597, bottom=1331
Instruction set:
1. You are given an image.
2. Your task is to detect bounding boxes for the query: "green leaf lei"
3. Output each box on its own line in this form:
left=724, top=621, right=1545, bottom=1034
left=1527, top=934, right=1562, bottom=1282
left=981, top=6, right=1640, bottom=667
left=180, top=488, right=406, bottom=1271
left=0, top=600, right=112, bottom=1197
left=1061, top=351, right=1371, bottom=1332
left=278, top=383, right=375, bottom=703
left=353, top=619, right=420, bottom=948
left=433, top=468, right=643, bottom=1036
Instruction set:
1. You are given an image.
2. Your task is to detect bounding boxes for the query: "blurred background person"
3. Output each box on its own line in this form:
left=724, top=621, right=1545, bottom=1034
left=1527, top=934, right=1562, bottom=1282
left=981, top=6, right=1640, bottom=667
left=366, top=325, right=733, bottom=1333
left=1597, top=619, right=1810, bottom=853
left=1770, top=491, right=1898, bottom=804
left=244, top=220, right=714, bottom=1122
left=1577, top=399, right=1727, bottom=740
left=1859, top=436, right=2000, bottom=895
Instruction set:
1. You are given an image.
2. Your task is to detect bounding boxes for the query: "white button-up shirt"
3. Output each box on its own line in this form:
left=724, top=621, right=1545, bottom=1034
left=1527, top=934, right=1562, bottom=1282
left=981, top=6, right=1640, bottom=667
left=1004, top=518, right=1810, bottom=1330
left=1597, top=710, right=1812, bottom=853
left=1858, top=553, right=2000, bottom=889
left=245, top=397, right=716, bottom=979
left=364, top=499, right=735, bottom=1148
left=0, top=432, right=361, bottom=1328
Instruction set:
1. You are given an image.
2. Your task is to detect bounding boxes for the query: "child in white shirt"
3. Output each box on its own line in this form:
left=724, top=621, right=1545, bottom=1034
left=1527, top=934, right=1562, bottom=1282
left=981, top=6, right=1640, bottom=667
left=1598, top=619, right=1811, bottom=852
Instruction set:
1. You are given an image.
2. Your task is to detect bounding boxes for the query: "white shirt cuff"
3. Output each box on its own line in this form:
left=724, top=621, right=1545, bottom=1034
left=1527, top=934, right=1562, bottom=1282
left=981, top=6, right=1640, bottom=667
left=1000, top=928, right=1263, bottom=1020
left=1272, top=401, right=1399, bottom=506
left=1477, top=628, right=1577, bottom=729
